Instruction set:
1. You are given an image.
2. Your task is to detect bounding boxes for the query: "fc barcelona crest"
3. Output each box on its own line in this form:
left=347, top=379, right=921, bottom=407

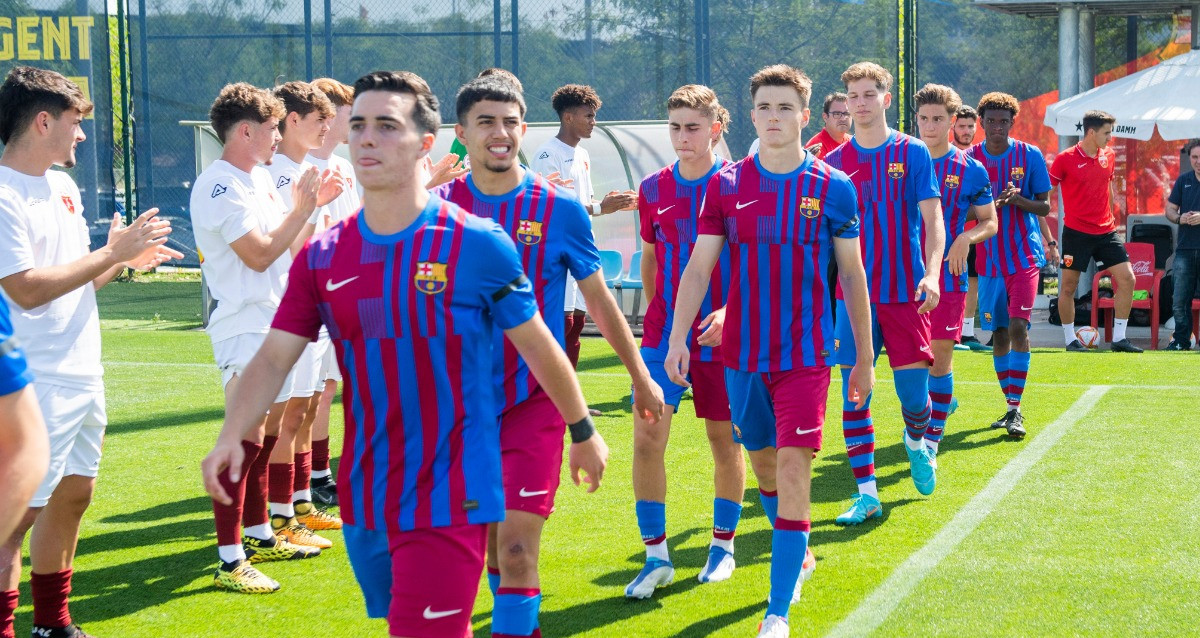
left=516, top=219, right=544, bottom=245
left=944, top=174, right=961, bottom=189
left=887, top=162, right=905, bottom=179
left=414, top=261, right=448, bottom=295
left=61, top=195, right=76, bottom=215
left=983, top=312, right=993, bottom=324
left=1010, top=166, right=1025, bottom=181
left=798, top=196, right=822, bottom=219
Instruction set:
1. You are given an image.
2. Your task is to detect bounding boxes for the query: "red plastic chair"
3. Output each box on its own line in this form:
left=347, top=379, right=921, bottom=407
left=1191, top=299, right=1200, bottom=344
left=1091, top=242, right=1163, bottom=349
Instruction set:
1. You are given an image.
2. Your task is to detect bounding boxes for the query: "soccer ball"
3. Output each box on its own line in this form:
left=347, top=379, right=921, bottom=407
left=1075, top=325, right=1100, bottom=349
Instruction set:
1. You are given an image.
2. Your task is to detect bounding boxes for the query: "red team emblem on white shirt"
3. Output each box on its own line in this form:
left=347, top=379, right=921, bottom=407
left=61, top=195, right=75, bottom=215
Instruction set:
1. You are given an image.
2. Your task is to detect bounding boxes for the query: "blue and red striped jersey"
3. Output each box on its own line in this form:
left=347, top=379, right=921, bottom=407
left=968, top=139, right=1051, bottom=276
left=272, top=197, right=538, bottom=533
left=433, top=169, right=600, bottom=413
left=697, top=153, right=859, bottom=372
left=932, top=149, right=993, bottom=292
left=825, top=130, right=940, bottom=303
left=638, top=159, right=730, bottom=360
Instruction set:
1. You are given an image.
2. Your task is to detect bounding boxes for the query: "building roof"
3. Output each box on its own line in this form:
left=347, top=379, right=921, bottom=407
left=975, top=0, right=1196, bottom=18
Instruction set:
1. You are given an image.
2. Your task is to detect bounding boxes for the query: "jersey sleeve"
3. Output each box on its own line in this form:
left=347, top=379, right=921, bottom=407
left=0, top=191, right=34, bottom=280
left=825, top=173, right=861, bottom=239
left=1028, top=147, right=1052, bottom=195
left=530, top=147, right=562, bottom=179
left=1169, top=175, right=1186, bottom=207
left=473, top=221, right=539, bottom=330
left=271, top=243, right=323, bottom=341
left=697, top=173, right=727, bottom=236
left=559, top=198, right=602, bottom=282
left=966, top=161, right=995, bottom=205
left=192, top=179, right=258, bottom=244
left=1047, top=149, right=1068, bottom=186
left=910, top=141, right=940, bottom=202
left=637, top=179, right=656, bottom=244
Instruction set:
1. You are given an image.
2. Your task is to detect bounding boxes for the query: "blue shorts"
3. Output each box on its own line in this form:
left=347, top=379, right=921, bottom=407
left=343, top=524, right=392, bottom=618
left=833, top=300, right=884, bottom=367
left=978, top=276, right=1009, bottom=330
left=725, top=366, right=830, bottom=452
left=634, top=347, right=732, bottom=420
left=0, top=337, right=32, bottom=397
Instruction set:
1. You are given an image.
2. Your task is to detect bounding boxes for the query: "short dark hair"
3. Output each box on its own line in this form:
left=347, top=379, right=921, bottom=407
left=353, top=71, right=441, bottom=136
left=822, top=92, right=848, bottom=114
left=274, top=81, right=335, bottom=133
left=955, top=105, right=978, bottom=121
left=1082, top=109, right=1116, bottom=134
left=456, top=77, right=527, bottom=123
left=749, top=64, right=813, bottom=106
left=913, top=83, right=962, bottom=116
left=208, top=82, right=285, bottom=144
left=1184, top=139, right=1200, bottom=157
left=977, top=92, right=1020, bottom=118
left=477, top=67, right=524, bottom=93
left=550, top=84, right=601, bottom=117
left=0, top=66, right=94, bottom=145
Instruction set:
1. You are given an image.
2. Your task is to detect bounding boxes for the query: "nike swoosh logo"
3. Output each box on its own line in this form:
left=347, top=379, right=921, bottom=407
left=519, top=488, right=549, bottom=497
left=735, top=200, right=758, bottom=210
left=1077, top=163, right=1088, bottom=168
left=946, top=325, right=958, bottom=331
left=795, top=427, right=820, bottom=436
left=845, top=170, right=860, bottom=180
left=326, top=276, right=358, bottom=292
left=1020, top=305, right=1033, bottom=311
left=657, top=205, right=674, bottom=215
left=422, top=606, right=462, bottom=620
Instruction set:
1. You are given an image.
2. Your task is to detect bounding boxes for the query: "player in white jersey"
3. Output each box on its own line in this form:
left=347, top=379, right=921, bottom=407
left=190, top=82, right=341, bottom=593
left=305, top=78, right=361, bottom=507
left=0, top=67, right=182, bottom=638
left=530, top=84, right=636, bottom=415
left=264, top=82, right=343, bottom=545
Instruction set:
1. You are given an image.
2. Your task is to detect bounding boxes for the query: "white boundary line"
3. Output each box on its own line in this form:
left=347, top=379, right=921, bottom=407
left=824, top=385, right=1111, bottom=638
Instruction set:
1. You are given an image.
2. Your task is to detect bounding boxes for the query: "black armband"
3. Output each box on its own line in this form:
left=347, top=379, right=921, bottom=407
left=568, top=415, right=596, bottom=443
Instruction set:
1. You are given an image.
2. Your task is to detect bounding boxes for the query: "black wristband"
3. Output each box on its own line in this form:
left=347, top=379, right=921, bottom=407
left=568, top=415, right=596, bottom=443
left=1048, top=240, right=1058, bottom=247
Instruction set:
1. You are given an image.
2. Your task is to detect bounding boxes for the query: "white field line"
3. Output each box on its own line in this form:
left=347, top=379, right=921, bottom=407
left=824, top=385, right=1112, bottom=638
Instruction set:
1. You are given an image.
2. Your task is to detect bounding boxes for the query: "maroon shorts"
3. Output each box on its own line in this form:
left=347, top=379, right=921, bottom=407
left=726, top=365, right=831, bottom=451
left=387, top=523, right=487, bottom=638
left=499, top=386, right=565, bottom=518
left=689, top=360, right=733, bottom=421
left=929, top=291, right=968, bottom=342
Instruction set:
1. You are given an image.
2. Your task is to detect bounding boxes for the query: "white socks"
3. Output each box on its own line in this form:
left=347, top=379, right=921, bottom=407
left=646, top=541, right=669, bottom=562
left=311, top=469, right=332, bottom=479
left=269, top=503, right=295, bottom=518
left=962, top=317, right=976, bottom=337
left=292, top=489, right=312, bottom=503
left=243, top=523, right=273, bottom=540
left=859, top=481, right=879, bottom=500
left=711, top=537, right=734, bottom=553
left=218, top=544, right=246, bottom=563
left=1113, top=318, right=1128, bottom=342
left=1064, top=322, right=1077, bottom=345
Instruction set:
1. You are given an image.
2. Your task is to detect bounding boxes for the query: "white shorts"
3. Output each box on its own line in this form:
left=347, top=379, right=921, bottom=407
left=320, top=337, right=341, bottom=383
left=291, top=340, right=329, bottom=398
left=212, top=333, right=294, bottom=404
left=30, top=383, right=107, bottom=508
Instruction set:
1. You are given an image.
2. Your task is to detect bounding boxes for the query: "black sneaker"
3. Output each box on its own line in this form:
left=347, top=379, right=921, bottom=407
left=311, top=477, right=338, bottom=507
left=1165, top=340, right=1191, bottom=351
left=1005, top=411, right=1026, bottom=438
left=31, top=624, right=95, bottom=638
left=1110, top=338, right=1144, bottom=353
left=1065, top=339, right=1089, bottom=352
left=990, top=409, right=1016, bottom=429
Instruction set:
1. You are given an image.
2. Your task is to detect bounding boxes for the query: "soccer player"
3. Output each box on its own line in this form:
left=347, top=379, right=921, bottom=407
left=202, top=69, right=597, bottom=638
left=264, top=81, right=344, bottom=546
left=952, top=105, right=991, bottom=352
left=0, top=305, right=47, bottom=544
left=823, top=62, right=945, bottom=525
left=190, top=82, right=340, bottom=593
left=306, top=77, right=362, bottom=507
left=968, top=92, right=1055, bottom=438
left=624, top=84, right=746, bottom=597
left=435, top=76, right=662, bottom=637
left=666, top=64, right=874, bottom=638
left=1049, top=109, right=1143, bottom=353
left=530, top=84, right=637, bottom=381
left=913, top=84, right=998, bottom=456
left=448, top=67, right=525, bottom=171
left=0, top=66, right=182, bottom=638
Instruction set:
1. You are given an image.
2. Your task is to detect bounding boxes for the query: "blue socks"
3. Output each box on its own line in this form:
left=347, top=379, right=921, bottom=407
left=492, top=587, right=541, bottom=637
left=487, top=566, right=500, bottom=595
left=841, top=366, right=877, bottom=496
left=894, top=367, right=932, bottom=443
left=766, top=518, right=811, bottom=618
left=712, top=498, right=742, bottom=547
left=758, top=489, right=778, bottom=527
left=1007, top=350, right=1031, bottom=409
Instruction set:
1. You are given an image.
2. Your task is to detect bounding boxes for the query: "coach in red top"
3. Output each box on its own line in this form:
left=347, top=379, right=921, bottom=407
left=1049, top=110, right=1143, bottom=353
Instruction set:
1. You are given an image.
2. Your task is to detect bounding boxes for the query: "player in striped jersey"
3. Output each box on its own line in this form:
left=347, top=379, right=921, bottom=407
left=968, top=92, right=1054, bottom=439
left=626, top=85, right=746, bottom=598
left=913, top=84, right=997, bottom=457
left=435, top=76, right=663, bottom=638
left=204, top=71, right=595, bottom=638
left=667, top=65, right=874, bottom=638
left=824, top=62, right=945, bottom=525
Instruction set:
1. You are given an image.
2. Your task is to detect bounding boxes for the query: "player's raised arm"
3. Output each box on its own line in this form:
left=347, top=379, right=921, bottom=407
left=834, top=235, right=875, bottom=408
left=665, top=233, right=725, bottom=386
left=504, top=314, right=610, bottom=492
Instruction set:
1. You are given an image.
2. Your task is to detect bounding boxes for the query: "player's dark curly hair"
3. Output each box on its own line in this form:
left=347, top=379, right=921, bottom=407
left=456, top=77, right=527, bottom=122
left=353, top=70, right=441, bottom=136
left=208, top=82, right=285, bottom=143
left=551, top=84, right=602, bottom=117
left=955, top=105, right=978, bottom=121
left=977, top=92, right=1020, bottom=118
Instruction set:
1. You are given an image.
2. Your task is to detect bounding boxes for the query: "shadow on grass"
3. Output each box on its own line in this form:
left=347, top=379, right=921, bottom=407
left=108, top=407, right=226, bottom=437
left=100, top=495, right=212, bottom=524
left=672, top=601, right=763, bottom=637
left=575, top=349, right=623, bottom=373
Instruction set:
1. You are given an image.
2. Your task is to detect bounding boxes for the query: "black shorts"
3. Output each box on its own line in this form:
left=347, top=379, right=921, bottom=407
left=966, top=243, right=978, bottom=278
left=1060, top=226, right=1129, bottom=272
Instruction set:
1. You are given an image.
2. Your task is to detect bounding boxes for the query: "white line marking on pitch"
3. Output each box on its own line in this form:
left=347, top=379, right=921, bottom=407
left=825, top=385, right=1111, bottom=638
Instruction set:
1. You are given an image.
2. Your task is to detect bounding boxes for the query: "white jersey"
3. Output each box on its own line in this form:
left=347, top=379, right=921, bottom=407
left=0, top=166, right=103, bottom=391
left=190, top=160, right=290, bottom=343
left=532, top=136, right=593, bottom=311
left=306, top=152, right=360, bottom=224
